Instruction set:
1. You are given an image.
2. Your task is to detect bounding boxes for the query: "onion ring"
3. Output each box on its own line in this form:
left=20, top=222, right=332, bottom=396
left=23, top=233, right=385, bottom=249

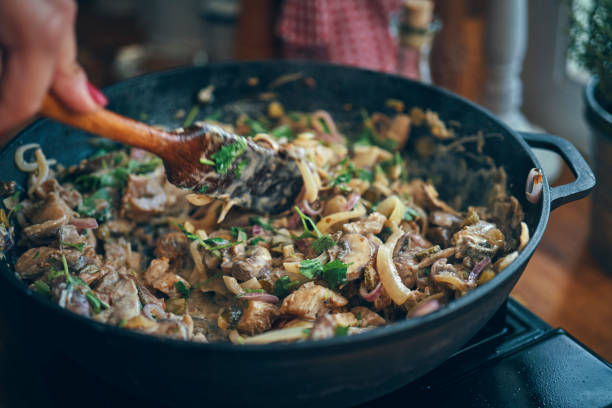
left=408, top=299, right=441, bottom=317
left=468, top=256, right=491, bottom=283
left=14, top=144, right=40, bottom=172
left=344, top=192, right=361, bottom=211
left=525, top=168, right=543, bottom=204
left=69, top=218, right=99, bottom=229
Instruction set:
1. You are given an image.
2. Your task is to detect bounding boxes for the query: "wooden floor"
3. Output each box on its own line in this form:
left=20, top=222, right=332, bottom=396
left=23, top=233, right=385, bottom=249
left=511, top=167, right=612, bottom=362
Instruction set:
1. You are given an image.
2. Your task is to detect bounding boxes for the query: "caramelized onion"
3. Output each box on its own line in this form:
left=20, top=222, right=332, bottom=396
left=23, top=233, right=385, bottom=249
left=301, top=200, right=321, bottom=216
left=525, top=168, right=543, bottom=204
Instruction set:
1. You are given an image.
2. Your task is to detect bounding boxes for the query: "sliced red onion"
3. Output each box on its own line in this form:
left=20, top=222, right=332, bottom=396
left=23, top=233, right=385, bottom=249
left=311, top=110, right=343, bottom=144
left=252, top=224, right=263, bottom=235
left=301, top=200, right=322, bottom=216
left=468, top=256, right=491, bottom=283
left=130, top=148, right=147, bottom=160
left=239, top=292, right=279, bottom=303
left=410, top=299, right=441, bottom=317
left=359, top=282, right=383, bottom=302
left=69, top=217, right=99, bottom=229
left=143, top=303, right=167, bottom=320
left=525, top=168, right=543, bottom=204
left=344, top=192, right=361, bottom=210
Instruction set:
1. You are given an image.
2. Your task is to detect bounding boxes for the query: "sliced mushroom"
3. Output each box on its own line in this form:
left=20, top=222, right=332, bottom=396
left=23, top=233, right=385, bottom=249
left=232, top=246, right=272, bottom=281
left=336, top=234, right=372, bottom=281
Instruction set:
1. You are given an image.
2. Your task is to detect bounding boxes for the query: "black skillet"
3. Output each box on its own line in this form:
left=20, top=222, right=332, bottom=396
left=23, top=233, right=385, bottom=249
left=0, top=61, right=595, bottom=407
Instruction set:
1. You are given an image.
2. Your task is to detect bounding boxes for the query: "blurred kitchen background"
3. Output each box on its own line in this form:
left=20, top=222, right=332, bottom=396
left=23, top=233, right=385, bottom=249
left=52, top=0, right=612, bottom=359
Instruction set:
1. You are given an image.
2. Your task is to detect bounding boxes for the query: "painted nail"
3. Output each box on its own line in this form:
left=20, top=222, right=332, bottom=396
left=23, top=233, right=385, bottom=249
left=86, top=81, right=108, bottom=107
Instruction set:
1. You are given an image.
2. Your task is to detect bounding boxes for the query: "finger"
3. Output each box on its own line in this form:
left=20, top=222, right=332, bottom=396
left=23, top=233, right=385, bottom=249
left=0, top=0, right=73, bottom=133
left=0, top=47, right=57, bottom=134
left=50, top=0, right=103, bottom=112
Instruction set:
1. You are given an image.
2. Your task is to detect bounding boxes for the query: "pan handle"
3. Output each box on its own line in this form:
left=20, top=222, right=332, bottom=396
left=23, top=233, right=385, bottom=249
left=519, top=132, right=595, bottom=211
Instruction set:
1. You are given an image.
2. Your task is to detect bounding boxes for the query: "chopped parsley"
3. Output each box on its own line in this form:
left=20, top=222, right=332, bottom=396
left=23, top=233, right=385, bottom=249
left=199, top=158, right=215, bottom=166
left=62, top=241, right=85, bottom=252
left=296, top=258, right=348, bottom=289
left=273, top=275, right=300, bottom=298
left=230, top=226, right=246, bottom=240
left=321, top=259, right=348, bottom=290
left=61, top=255, right=109, bottom=313
left=210, top=137, right=247, bottom=175
left=32, top=250, right=40, bottom=259
left=248, top=237, right=265, bottom=246
left=244, top=288, right=265, bottom=293
left=234, top=159, right=249, bottom=178
left=311, top=235, right=336, bottom=255
left=249, top=216, right=276, bottom=232
left=356, top=168, right=373, bottom=182
left=271, top=124, right=293, bottom=139
left=34, top=280, right=50, bottom=297
left=77, top=188, right=113, bottom=223
left=198, top=185, right=209, bottom=194
left=175, top=222, right=242, bottom=257
left=335, top=326, right=350, bottom=337
left=404, top=207, right=420, bottom=221
left=299, top=258, right=322, bottom=279
left=175, top=281, right=192, bottom=299
left=293, top=206, right=337, bottom=255
left=182, top=105, right=200, bottom=128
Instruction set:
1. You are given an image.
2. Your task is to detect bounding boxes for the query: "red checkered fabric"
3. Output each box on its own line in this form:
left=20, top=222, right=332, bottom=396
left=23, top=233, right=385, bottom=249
left=277, top=0, right=403, bottom=74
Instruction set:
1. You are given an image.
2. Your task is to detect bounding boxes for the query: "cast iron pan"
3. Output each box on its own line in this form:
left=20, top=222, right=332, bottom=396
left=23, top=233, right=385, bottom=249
left=0, top=61, right=595, bottom=407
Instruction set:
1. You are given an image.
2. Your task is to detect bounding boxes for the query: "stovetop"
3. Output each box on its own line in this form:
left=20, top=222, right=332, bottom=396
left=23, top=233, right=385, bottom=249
left=1, top=298, right=610, bottom=407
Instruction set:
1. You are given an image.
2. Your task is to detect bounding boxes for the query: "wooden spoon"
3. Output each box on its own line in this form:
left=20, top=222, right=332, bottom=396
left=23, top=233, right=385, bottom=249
left=40, top=94, right=302, bottom=213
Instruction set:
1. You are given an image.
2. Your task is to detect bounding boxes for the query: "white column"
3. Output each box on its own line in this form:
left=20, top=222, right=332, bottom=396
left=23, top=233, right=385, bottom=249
left=482, top=0, right=561, bottom=180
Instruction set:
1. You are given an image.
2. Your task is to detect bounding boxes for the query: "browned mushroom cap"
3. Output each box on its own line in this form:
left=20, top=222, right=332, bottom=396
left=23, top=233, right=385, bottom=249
left=232, top=246, right=272, bottom=281
left=337, top=234, right=373, bottom=281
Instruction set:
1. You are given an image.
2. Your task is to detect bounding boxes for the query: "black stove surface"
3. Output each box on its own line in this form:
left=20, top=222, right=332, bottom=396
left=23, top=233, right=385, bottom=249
left=1, top=298, right=610, bottom=408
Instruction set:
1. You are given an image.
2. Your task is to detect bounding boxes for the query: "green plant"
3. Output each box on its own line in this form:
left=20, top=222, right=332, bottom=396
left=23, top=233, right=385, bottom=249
left=567, top=0, right=612, bottom=110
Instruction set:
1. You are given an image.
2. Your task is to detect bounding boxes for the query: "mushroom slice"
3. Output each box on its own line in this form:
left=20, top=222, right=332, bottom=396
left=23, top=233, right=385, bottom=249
left=336, top=234, right=372, bottom=281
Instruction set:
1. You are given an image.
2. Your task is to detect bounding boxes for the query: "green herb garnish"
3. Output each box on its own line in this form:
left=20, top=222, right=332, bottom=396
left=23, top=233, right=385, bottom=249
left=210, top=137, right=247, bottom=175
left=198, top=185, right=209, bottom=194
left=234, top=159, right=249, bottom=178
left=34, top=280, right=51, bottom=297
left=182, top=105, right=200, bottom=128
left=244, top=288, right=265, bottom=293
left=404, top=207, right=420, bottom=221
left=77, top=188, right=113, bottom=223
left=335, top=326, right=350, bottom=337
left=62, top=241, right=85, bottom=252
left=355, top=168, right=373, bottom=182
left=293, top=206, right=337, bottom=255
left=175, top=281, right=192, bottom=299
left=32, top=250, right=40, bottom=259
left=248, top=237, right=265, bottom=246
left=321, top=259, right=348, bottom=290
left=199, top=158, right=215, bottom=166
left=249, top=216, right=276, bottom=232
left=246, top=118, right=268, bottom=135
left=273, top=276, right=301, bottom=298
left=271, top=124, right=293, bottom=139
left=299, top=258, right=323, bottom=279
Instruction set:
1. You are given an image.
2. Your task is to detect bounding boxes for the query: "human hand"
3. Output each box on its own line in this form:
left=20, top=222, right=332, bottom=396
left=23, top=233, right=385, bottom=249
left=0, top=0, right=107, bottom=139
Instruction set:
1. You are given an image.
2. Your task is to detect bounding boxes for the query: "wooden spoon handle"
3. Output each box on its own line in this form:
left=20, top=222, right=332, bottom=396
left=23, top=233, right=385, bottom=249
left=40, top=93, right=175, bottom=157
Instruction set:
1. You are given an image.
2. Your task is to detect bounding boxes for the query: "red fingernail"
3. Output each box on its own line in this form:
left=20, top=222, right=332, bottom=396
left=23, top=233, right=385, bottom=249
left=87, top=81, right=108, bottom=107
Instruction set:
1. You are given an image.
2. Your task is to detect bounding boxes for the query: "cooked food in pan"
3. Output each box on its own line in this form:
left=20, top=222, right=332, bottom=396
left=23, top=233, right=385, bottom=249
left=0, top=103, right=529, bottom=344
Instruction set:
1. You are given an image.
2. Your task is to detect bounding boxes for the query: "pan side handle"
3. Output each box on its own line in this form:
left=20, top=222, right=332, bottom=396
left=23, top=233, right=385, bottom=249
left=520, top=132, right=596, bottom=211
